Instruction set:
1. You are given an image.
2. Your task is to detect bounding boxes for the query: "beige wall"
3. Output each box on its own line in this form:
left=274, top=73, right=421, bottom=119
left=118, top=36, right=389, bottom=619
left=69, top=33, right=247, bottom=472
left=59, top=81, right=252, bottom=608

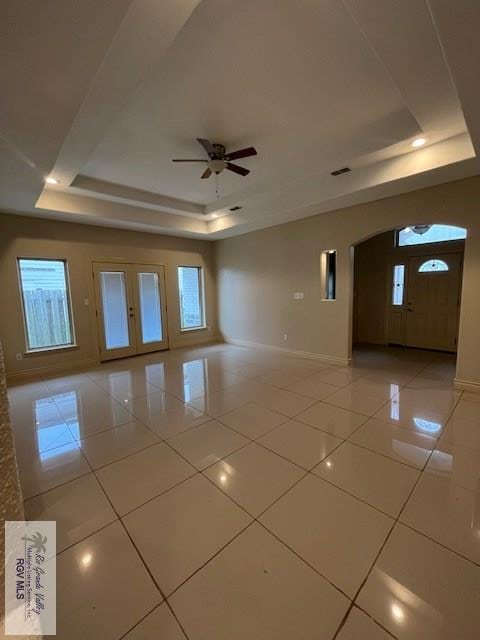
left=216, top=176, right=480, bottom=388
left=353, top=231, right=465, bottom=346
left=2, top=175, right=480, bottom=388
left=0, top=213, right=218, bottom=380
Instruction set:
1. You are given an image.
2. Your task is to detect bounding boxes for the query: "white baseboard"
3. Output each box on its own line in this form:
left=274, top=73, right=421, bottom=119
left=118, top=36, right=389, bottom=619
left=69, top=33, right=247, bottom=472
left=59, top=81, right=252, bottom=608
left=454, top=377, right=480, bottom=392
left=222, top=336, right=351, bottom=366
left=6, top=337, right=221, bottom=385
left=6, top=358, right=98, bottom=385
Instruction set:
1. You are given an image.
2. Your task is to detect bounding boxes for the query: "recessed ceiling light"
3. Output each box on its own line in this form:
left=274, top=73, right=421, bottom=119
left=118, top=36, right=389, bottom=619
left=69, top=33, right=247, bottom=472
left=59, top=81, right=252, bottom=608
left=391, top=603, right=405, bottom=623
left=411, top=137, right=426, bottom=148
left=211, top=213, right=218, bottom=219
left=80, top=552, right=93, bottom=568
left=45, top=177, right=59, bottom=185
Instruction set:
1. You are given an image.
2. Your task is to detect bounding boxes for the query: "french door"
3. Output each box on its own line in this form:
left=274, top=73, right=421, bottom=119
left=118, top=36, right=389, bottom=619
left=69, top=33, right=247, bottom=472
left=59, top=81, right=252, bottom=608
left=93, top=262, right=168, bottom=361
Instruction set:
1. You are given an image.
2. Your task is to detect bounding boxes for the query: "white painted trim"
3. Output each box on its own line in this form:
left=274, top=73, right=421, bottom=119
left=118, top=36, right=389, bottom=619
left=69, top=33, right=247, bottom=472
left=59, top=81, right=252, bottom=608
left=222, top=336, right=351, bottom=366
left=454, top=377, right=480, bottom=392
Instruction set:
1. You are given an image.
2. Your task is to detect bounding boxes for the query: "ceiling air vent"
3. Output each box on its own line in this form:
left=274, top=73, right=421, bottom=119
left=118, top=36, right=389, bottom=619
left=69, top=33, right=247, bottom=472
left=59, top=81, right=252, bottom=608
left=330, top=167, right=351, bottom=176
left=229, top=205, right=242, bottom=211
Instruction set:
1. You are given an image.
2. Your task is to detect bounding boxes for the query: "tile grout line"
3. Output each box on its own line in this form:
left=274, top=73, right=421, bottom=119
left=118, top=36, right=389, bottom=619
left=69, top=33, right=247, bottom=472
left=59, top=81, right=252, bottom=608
left=310, top=354, right=457, bottom=640
left=331, top=378, right=464, bottom=639
left=20, top=357, right=464, bottom=508
left=36, top=406, right=183, bottom=640
left=72, top=423, right=194, bottom=640
left=114, top=359, right=479, bottom=625
left=337, top=603, right=400, bottom=640
left=13, top=346, right=468, bottom=639
left=24, top=364, right=463, bottom=531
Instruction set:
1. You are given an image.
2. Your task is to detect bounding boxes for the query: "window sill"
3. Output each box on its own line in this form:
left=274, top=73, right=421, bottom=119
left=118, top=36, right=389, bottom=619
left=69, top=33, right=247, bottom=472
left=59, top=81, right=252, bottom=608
left=24, top=344, right=79, bottom=356
left=180, top=326, right=208, bottom=333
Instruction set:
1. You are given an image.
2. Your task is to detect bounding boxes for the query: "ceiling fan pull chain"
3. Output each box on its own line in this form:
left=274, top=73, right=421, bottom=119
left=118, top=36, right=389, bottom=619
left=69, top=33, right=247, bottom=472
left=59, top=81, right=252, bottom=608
left=215, top=172, right=219, bottom=199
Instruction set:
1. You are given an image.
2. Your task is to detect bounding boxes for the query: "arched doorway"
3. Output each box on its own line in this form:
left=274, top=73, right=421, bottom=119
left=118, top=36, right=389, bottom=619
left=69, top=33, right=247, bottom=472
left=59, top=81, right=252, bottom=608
left=352, top=224, right=467, bottom=355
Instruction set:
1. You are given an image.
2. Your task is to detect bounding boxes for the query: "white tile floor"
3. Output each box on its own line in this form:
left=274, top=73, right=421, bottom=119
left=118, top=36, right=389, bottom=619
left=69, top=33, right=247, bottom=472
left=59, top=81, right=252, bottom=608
left=8, top=343, right=480, bottom=639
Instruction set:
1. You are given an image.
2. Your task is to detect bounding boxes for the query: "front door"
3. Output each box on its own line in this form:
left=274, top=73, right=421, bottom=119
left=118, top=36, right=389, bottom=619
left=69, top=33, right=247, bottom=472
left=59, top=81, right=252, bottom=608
left=405, top=254, right=462, bottom=351
left=93, top=262, right=169, bottom=361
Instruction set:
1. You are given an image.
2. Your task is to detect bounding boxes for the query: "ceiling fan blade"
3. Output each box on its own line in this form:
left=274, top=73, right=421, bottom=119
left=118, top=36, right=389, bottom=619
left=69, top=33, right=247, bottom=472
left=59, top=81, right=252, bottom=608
left=225, top=146, right=257, bottom=161
left=172, top=159, right=208, bottom=162
left=197, top=138, right=215, bottom=157
left=226, top=162, right=250, bottom=176
left=201, top=167, right=212, bottom=179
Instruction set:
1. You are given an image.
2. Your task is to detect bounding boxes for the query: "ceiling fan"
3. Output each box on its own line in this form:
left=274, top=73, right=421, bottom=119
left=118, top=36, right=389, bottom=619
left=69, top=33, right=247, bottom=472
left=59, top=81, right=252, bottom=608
left=172, top=138, right=257, bottom=179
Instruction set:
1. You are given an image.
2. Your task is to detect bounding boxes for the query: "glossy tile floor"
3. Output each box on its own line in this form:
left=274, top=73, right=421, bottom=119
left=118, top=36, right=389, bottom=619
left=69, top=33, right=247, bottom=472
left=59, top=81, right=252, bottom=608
left=8, top=343, right=480, bottom=639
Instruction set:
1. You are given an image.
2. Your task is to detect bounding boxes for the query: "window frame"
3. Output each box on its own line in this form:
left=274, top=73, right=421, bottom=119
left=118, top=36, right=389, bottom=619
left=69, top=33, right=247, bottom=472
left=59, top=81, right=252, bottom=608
left=177, top=265, right=206, bottom=332
left=395, top=225, right=466, bottom=247
left=321, top=250, right=337, bottom=301
left=391, top=264, right=406, bottom=306
left=17, top=256, right=77, bottom=353
left=418, top=259, right=449, bottom=273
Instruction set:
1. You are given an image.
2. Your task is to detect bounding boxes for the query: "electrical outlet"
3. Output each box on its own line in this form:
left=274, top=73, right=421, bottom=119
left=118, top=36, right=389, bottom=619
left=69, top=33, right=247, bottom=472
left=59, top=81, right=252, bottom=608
left=84, top=298, right=89, bottom=306
left=293, top=292, right=304, bottom=300
left=16, top=353, right=23, bottom=361
left=283, top=333, right=288, bottom=341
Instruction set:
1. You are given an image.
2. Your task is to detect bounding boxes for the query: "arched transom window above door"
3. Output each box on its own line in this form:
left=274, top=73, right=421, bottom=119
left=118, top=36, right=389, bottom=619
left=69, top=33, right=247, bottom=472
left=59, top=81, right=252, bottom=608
left=418, top=259, right=449, bottom=272
left=397, top=225, right=466, bottom=246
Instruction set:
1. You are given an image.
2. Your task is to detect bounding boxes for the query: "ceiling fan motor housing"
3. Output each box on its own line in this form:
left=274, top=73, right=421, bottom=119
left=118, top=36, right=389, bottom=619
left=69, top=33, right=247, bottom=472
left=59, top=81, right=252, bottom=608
left=172, top=138, right=256, bottom=178
left=211, top=143, right=226, bottom=159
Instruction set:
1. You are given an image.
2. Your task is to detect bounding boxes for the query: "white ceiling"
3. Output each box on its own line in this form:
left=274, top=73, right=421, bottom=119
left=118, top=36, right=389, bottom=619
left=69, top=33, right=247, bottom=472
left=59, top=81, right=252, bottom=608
left=2, top=0, right=480, bottom=239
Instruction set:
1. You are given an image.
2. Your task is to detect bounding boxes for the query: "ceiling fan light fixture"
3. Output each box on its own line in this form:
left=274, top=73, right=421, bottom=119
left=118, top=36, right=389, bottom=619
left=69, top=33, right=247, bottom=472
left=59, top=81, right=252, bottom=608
left=172, top=139, right=256, bottom=180
left=209, top=159, right=226, bottom=174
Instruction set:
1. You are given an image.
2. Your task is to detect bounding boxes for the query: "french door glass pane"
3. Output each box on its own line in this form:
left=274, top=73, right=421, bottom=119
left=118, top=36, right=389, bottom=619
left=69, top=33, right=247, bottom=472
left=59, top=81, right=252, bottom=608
left=138, top=272, right=163, bottom=343
left=100, top=272, right=130, bottom=349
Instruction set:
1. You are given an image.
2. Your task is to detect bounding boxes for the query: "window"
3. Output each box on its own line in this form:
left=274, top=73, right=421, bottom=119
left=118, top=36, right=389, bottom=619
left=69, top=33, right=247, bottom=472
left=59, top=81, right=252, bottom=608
left=178, top=266, right=205, bottom=330
left=18, top=258, right=75, bottom=351
left=321, top=250, right=336, bottom=300
left=418, top=259, right=449, bottom=272
left=397, top=224, right=466, bottom=247
left=392, top=265, right=405, bottom=305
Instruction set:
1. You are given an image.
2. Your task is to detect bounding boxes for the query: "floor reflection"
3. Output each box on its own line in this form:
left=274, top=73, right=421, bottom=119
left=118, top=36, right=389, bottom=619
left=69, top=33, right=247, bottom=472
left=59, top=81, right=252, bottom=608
left=34, top=394, right=78, bottom=461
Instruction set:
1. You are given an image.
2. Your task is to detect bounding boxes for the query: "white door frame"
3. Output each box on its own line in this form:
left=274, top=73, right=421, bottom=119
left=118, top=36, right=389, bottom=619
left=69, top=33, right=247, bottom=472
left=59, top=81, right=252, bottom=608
left=92, top=261, right=169, bottom=361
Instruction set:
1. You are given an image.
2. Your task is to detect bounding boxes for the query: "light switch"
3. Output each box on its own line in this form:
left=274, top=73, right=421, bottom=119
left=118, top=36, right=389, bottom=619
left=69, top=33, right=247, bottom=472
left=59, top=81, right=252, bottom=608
left=293, top=292, right=304, bottom=300
left=84, top=298, right=89, bottom=306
